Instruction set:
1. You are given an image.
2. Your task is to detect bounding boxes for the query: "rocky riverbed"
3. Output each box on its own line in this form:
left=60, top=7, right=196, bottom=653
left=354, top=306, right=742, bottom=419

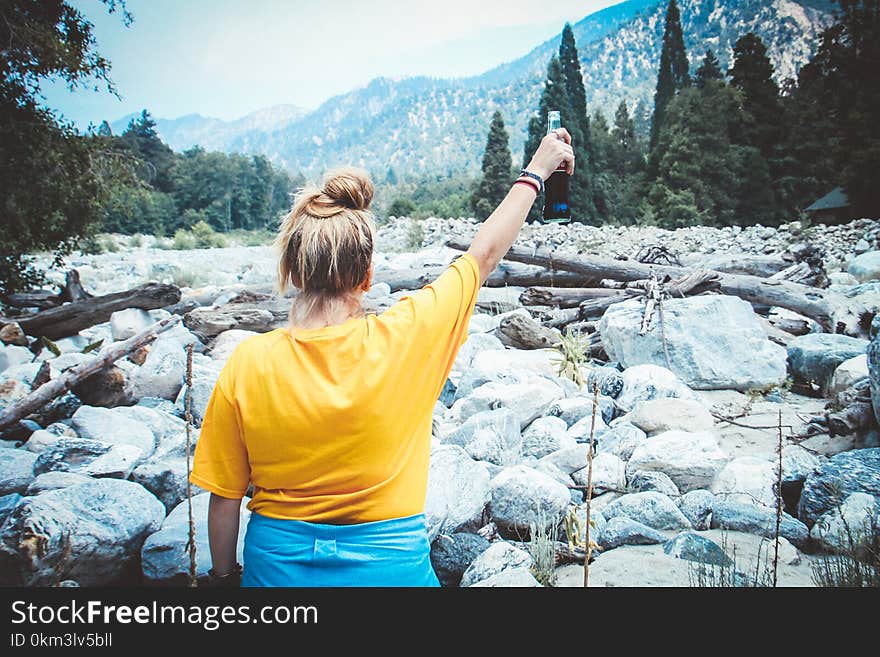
left=0, top=217, right=878, bottom=587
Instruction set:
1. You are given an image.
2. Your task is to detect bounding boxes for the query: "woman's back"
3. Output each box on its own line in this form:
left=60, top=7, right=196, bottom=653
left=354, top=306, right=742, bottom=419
left=191, top=251, right=481, bottom=525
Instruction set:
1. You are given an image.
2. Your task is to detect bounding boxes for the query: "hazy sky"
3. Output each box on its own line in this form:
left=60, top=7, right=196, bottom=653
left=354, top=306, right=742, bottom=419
left=45, top=0, right=622, bottom=127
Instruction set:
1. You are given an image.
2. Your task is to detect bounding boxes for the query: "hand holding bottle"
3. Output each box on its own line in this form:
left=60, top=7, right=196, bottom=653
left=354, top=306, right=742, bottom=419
left=526, top=127, right=575, bottom=180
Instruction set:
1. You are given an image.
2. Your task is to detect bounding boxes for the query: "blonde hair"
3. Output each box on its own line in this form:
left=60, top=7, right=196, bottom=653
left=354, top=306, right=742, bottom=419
left=274, top=167, right=376, bottom=326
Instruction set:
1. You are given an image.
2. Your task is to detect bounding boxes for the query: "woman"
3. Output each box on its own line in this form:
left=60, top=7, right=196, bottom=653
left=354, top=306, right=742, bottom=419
left=190, top=127, right=574, bottom=586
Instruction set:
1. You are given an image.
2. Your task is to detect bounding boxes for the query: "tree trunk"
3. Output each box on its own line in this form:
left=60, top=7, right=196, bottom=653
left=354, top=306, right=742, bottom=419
left=0, top=315, right=182, bottom=431
left=445, top=238, right=844, bottom=331
left=520, top=287, right=629, bottom=308
left=3, top=282, right=181, bottom=340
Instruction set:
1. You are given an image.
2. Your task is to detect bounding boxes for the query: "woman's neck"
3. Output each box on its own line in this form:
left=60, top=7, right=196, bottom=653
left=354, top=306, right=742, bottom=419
left=290, top=292, right=364, bottom=330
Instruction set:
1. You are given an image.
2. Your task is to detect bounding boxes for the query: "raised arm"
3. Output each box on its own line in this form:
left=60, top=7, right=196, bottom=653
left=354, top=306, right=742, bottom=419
left=466, top=128, right=575, bottom=285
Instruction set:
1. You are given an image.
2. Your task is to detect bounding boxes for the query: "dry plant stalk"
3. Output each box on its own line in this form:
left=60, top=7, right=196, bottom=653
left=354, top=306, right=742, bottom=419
left=583, top=381, right=599, bottom=588
left=185, top=342, right=197, bottom=587
left=773, top=408, right=783, bottom=587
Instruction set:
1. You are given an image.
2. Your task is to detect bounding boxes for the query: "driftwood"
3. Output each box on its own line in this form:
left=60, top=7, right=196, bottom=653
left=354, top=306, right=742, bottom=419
left=446, top=238, right=845, bottom=331
left=520, top=287, right=629, bottom=308
left=375, top=264, right=590, bottom=292
left=1, top=269, right=93, bottom=310
left=0, top=315, right=182, bottom=431
left=494, top=313, right=562, bottom=350
left=3, top=282, right=181, bottom=340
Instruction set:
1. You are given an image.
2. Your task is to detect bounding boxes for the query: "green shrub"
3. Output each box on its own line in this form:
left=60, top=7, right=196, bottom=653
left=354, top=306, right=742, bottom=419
left=388, top=197, right=417, bottom=218
left=405, top=218, right=425, bottom=250
left=172, top=229, right=197, bottom=250
left=190, top=220, right=227, bottom=248
left=129, top=233, right=144, bottom=248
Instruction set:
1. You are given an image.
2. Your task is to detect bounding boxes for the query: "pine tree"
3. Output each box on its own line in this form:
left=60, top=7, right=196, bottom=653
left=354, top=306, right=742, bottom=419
left=728, top=33, right=781, bottom=160
left=694, top=49, right=723, bottom=88
left=650, top=0, right=690, bottom=151
left=612, top=100, right=640, bottom=175
left=559, top=23, right=599, bottom=222
left=523, top=55, right=572, bottom=222
left=97, top=120, right=113, bottom=137
left=471, top=110, right=513, bottom=219
left=523, top=25, right=600, bottom=223
left=122, top=110, right=175, bottom=192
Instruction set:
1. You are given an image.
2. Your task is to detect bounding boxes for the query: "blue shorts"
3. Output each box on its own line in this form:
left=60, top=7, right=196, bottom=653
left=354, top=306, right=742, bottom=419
left=241, top=511, right=440, bottom=587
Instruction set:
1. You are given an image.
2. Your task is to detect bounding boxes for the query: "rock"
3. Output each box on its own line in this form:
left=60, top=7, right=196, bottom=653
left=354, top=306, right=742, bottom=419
left=130, top=457, right=198, bottom=512
left=141, top=493, right=250, bottom=584
left=538, top=445, right=587, bottom=475
left=678, top=490, right=715, bottom=531
left=0, top=378, right=29, bottom=407
left=459, top=541, right=533, bottom=587
left=0, top=449, right=36, bottom=495
left=663, top=531, right=732, bottom=566
left=711, top=499, right=809, bottom=549
left=847, top=250, right=880, bottom=282
left=34, top=438, right=143, bottom=479
left=25, top=471, right=94, bottom=495
left=443, top=408, right=522, bottom=466
left=174, top=358, right=223, bottom=425
left=602, top=492, right=692, bottom=530
left=798, top=448, right=880, bottom=527
left=629, top=470, right=681, bottom=498
left=787, top=333, right=868, bottom=391
left=452, top=333, right=505, bottom=372
left=854, top=239, right=871, bottom=255
left=782, top=446, right=821, bottom=486
left=830, top=354, right=869, bottom=395
left=130, top=336, right=187, bottom=401
left=209, top=329, right=258, bottom=362
left=446, top=377, right=564, bottom=430
left=809, top=493, right=878, bottom=555
left=22, top=429, right=60, bottom=454
left=0, top=344, right=32, bottom=373
left=596, top=423, right=647, bottom=461
left=454, top=348, right=560, bottom=399
left=0, top=493, right=22, bottom=523
left=599, top=296, right=788, bottom=391
left=71, top=364, right=133, bottom=408
left=585, top=366, right=624, bottom=399
left=626, top=430, right=728, bottom=493
left=627, top=398, right=714, bottom=435
left=0, top=479, right=165, bottom=585
left=424, top=444, right=491, bottom=542
left=0, top=322, right=28, bottom=346
left=69, top=405, right=156, bottom=460
left=565, top=413, right=609, bottom=443
left=470, top=567, right=542, bottom=587
left=829, top=271, right=858, bottom=286
left=552, top=394, right=615, bottom=424
left=489, top=465, right=571, bottom=537
left=614, top=364, right=698, bottom=413
left=869, top=315, right=880, bottom=424
left=118, top=405, right=187, bottom=460
left=599, top=516, right=666, bottom=550
left=430, top=532, right=491, bottom=587
left=521, top=416, right=572, bottom=459
left=572, top=452, right=626, bottom=494
left=711, top=456, right=778, bottom=508
left=110, top=308, right=154, bottom=341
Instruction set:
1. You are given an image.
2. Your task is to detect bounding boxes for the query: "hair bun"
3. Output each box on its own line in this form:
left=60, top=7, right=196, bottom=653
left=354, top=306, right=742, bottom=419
left=321, top=167, right=374, bottom=211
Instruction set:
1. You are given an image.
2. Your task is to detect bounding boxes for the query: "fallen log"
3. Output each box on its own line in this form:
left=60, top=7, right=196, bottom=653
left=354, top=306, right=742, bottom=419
left=376, top=264, right=590, bottom=292
left=446, top=238, right=844, bottom=331
left=3, top=282, right=181, bottom=340
left=520, top=287, right=628, bottom=308
left=0, top=314, right=182, bottom=431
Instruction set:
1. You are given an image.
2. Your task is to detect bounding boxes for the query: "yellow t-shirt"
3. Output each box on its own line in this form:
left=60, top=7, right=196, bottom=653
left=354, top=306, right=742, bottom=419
left=190, top=251, right=481, bottom=524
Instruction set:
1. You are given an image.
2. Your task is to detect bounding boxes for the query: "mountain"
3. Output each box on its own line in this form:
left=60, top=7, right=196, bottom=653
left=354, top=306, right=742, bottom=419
left=110, top=104, right=308, bottom=152
left=126, top=0, right=835, bottom=177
